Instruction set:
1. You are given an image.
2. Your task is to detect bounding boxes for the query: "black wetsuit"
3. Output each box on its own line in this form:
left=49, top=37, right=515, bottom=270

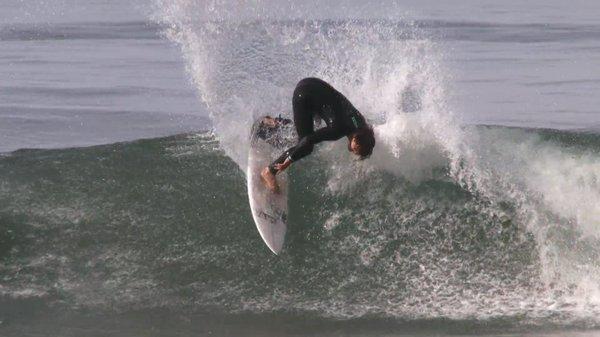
left=269, top=77, right=367, bottom=174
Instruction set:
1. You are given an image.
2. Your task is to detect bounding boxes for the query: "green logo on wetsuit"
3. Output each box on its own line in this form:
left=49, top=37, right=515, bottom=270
left=351, top=116, right=359, bottom=128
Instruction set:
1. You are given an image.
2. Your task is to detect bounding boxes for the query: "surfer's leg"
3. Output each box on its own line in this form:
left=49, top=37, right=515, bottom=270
left=292, top=84, right=315, bottom=140
left=266, top=86, right=315, bottom=175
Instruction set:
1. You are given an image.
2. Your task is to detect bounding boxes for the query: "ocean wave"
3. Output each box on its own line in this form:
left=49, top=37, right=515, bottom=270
left=0, top=128, right=598, bottom=329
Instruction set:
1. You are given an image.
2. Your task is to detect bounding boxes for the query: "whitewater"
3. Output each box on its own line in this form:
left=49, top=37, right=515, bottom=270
left=1, top=0, right=600, bottom=336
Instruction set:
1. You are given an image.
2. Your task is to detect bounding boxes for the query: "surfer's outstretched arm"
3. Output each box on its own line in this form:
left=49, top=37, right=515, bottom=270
left=268, top=126, right=343, bottom=174
left=273, top=157, right=292, bottom=172
left=261, top=126, right=342, bottom=192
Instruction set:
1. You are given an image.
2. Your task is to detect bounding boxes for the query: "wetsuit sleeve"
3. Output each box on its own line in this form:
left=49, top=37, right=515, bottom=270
left=288, top=126, right=345, bottom=162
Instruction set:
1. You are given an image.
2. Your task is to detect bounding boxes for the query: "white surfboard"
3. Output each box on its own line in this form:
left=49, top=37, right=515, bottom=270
left=247, top=120, right=289, bottom=254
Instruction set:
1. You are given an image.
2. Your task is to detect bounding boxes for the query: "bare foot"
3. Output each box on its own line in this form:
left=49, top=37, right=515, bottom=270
left=261, top=116, right=277, bottom=128
left=261, top=167, right=280, bottom=193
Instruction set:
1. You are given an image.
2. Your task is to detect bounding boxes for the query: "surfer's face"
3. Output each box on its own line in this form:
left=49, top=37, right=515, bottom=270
left=349, top=136, right=362, bottom=156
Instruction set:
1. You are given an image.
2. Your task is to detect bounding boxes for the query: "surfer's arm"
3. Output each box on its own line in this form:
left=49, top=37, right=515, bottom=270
left=287, top=127, right=344, bottom=162
left=269, top=127, right=343, bottom=174
left=273, top=158, right=292, bottom=172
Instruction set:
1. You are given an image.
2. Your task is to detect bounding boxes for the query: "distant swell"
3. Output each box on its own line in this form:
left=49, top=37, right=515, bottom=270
left=0, top=21, right=161, bottom=41
left=3, top=19, right=600, bottom=42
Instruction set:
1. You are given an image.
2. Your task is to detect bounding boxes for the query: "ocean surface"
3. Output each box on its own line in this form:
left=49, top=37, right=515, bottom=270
left=1, top=1, right=600, bottom=336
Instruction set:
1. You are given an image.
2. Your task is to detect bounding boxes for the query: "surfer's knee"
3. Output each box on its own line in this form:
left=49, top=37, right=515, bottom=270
left=292, top=87, right=307, bottom=108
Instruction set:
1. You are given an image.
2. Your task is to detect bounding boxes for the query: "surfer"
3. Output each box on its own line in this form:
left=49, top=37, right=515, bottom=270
left=261, top=77, right=375, bottom=192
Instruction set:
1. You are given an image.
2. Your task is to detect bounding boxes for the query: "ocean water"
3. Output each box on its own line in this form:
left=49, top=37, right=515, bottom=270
left=0, top=0, right=207, bottom=152
left=1, top=1, right=600, bottom=336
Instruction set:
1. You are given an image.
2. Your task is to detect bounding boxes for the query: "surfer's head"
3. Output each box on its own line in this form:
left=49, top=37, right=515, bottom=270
left=349, top=126, right=375, bottom=160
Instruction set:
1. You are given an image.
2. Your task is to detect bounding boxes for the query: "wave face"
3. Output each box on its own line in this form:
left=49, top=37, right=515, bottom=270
left=1, top=128, right=599, bottom=330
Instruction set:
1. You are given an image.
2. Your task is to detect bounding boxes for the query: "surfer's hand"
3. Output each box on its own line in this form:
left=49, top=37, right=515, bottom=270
left=261, top=167, right=280, bottom=193
left=274, top=159, right=291, bottom=172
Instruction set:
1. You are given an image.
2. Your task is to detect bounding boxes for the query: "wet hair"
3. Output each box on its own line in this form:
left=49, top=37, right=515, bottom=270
left=349, top=126, right=375, bottom=159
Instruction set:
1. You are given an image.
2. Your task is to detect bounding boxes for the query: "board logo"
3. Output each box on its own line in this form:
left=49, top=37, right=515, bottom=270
left=258, top=209, right=287, bottom=222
